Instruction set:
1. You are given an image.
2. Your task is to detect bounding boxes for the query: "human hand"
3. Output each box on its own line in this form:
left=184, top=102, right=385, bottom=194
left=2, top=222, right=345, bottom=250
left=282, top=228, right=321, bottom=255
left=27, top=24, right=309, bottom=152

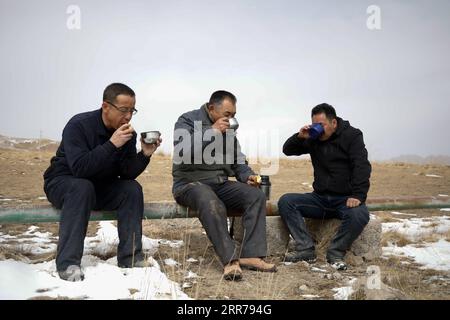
left=141, top=137, right=162, bottom=157
left=298, top=125, right=311, bottom=139
left=110, top=123, right=134, bottom=148
left=346, top=197, right=361, bottom=208
left=247, top=175, right=261, bottom=187
left=212, top=117, right=230, bottom=133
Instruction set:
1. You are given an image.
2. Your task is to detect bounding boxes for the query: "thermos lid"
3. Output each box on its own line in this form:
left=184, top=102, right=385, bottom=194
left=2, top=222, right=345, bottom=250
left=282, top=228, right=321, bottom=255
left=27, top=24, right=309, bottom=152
left=260, top=175, right=271, bottom=184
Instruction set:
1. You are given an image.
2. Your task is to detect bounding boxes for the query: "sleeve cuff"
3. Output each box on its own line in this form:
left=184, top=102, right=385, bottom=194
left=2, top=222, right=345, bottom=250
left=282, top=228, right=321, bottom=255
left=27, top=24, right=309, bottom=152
left=351, top=195, right=367, bottom=203
left=103, top=140, right=118, bottom=154
left=138, top=151, right=152, bottom=162
left=239, top=170, right=255, bottom=183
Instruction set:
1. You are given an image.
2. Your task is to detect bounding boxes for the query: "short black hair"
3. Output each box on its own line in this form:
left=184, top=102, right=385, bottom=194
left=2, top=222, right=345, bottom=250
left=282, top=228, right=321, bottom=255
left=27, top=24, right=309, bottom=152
left=311, top=103, right=337, bottom=121
left=208, top=90, right=237, bottom=107
left=103, top=83, right=135, bottom=103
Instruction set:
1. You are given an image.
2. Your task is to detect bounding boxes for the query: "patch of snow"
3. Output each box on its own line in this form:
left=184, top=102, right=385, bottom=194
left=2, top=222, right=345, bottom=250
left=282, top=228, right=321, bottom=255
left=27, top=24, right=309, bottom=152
left=390, top=212, right=417, bottom=217
left=0, top=234, right=17, bottom=240
left=0, top=225, right=57, bottom=254
left=438, top=194, right=449, bottom=197
left=333, top=278, right=357, bottom=300
left=383, top=239, right=450, bottom=271
left=382, top=216, right=450, bottom=240
left=0, top=221, right=190, bottom=300
left=0, top=256, right=189, bottom=300
left=184, top=271, right=198, bottom=279
left=186, top=258, right=198, bottom=263
left=311, top=267, right=327, bottom=273
left=301, top=294, right=320, bottom=299
left=164, top=258, right=179, bottom=267
left=83, top=221, right=159, bottom=258
left=424, top=275, right=450, bottom=284
left=425, top=174, right=442, bottom=178
left=158, top=239, right=184, bottom=248
left=440, top=208, right=450, bottom=212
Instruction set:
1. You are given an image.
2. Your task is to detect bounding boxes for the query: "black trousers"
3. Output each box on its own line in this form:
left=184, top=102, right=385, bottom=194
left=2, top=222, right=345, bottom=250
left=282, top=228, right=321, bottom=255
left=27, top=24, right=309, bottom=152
left=174, top=180, right=268, bottom=266
left=278, top=192, right=370, bottom=261
left=44, top=176, right=144, bottom=271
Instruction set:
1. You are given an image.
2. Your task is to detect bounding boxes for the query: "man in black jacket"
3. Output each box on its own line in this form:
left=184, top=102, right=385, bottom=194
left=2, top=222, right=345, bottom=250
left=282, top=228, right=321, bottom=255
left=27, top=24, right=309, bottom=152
left=278, top=103, right=371, bottom=270
left=172, top=90, right=276, bottom=281
left=43, top=83, right=161, bottom=281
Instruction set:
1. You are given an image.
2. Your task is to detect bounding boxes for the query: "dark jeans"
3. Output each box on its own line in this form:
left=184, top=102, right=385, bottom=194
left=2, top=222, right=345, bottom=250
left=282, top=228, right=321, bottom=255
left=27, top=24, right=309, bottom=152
left=173, top=180, right=268, bottom=266
left=278, top=192, right=369, bottom=261
left=44, top=176, right=144, bottom=271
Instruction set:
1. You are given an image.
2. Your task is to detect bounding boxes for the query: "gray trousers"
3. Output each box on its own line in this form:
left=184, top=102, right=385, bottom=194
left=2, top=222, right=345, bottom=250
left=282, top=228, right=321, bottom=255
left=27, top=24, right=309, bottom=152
left=174, top=180, right=268, bottom=266
left=44, top=176, right=144, bottom=271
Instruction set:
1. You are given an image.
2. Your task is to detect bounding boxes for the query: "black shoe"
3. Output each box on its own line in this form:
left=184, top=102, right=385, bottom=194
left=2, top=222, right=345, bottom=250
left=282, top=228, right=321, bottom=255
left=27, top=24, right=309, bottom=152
left=328, top=259, right=348, bottom=271
left=284, top=250, right=317, bottom=263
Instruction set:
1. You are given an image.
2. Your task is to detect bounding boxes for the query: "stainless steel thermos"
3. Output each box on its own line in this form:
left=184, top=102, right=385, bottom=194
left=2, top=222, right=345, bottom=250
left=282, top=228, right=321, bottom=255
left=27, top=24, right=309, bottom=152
left=259, top=175, right=271, bottom=200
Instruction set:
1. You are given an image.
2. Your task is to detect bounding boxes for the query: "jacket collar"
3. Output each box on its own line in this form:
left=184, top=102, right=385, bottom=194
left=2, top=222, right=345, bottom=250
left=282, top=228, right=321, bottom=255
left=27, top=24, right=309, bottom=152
left=96, top=108, right=114, bottom=137
left=334, top=117, right=349, bottom=136
left=201, top=103, right=215, bottom=124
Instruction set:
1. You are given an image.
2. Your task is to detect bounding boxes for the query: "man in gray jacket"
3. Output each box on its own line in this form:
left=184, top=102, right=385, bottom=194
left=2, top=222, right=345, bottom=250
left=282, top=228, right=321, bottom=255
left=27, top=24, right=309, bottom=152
left=172, top=90, right=276, bottom=281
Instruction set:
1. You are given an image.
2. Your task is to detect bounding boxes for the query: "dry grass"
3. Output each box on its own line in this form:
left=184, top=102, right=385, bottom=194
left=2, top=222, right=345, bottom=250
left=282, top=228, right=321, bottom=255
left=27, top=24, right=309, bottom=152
left=0, top=243, right=55, bottom=263
left=419, top=229, right=450, bottom=243
left=381, top=231, right=413, bottom=247
left=369, top=255, right=450, bottom=300
left=0, top=245, right=30, bottom=261
left=145, top=219, right=289, bottom=300
left=383, top=268, right=442, bottom=299
left=374, top=212, right=404, bottom=223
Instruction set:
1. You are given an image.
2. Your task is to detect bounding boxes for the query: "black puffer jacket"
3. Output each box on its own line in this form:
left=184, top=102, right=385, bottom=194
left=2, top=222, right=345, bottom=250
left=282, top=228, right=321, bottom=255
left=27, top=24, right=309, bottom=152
left=283, top=118, right=371, bottom=202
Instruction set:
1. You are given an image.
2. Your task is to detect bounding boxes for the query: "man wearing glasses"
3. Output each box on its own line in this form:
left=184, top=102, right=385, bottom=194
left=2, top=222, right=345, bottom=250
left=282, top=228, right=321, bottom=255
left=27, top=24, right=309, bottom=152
left=43, top=83, right=161, bottom=281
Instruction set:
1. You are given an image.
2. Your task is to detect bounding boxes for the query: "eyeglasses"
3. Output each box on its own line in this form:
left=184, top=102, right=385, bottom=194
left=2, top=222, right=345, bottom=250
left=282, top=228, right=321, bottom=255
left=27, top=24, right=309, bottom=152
left=105, top=101, right=138, bottom=115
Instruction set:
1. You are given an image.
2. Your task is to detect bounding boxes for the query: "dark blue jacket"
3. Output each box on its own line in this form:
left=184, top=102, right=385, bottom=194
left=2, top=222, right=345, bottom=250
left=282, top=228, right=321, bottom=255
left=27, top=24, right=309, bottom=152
left=44, top=109, right=150, bottom=183
left=283, top=118, right=371, bottom=202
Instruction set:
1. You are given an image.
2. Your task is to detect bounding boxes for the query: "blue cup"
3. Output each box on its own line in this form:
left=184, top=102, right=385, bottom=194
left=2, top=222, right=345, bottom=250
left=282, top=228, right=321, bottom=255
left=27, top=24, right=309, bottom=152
left=309, top=123, right=324, bottom=140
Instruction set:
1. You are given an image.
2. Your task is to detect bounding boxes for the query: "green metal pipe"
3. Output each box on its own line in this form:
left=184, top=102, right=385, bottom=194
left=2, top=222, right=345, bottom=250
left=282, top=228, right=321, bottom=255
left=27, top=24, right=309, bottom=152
left=0, top=196, right=449, bottom=224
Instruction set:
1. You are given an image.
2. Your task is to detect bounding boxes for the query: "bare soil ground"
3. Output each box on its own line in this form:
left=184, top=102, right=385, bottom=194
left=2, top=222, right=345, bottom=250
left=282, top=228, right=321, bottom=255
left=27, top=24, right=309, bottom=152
left=1, top=147, right=449, bottom=300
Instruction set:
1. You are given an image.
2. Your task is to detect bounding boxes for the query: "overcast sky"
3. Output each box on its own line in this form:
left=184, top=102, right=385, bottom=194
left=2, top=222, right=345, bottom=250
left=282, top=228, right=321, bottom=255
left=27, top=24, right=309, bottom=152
left=1, top=0, right=449, bottom=161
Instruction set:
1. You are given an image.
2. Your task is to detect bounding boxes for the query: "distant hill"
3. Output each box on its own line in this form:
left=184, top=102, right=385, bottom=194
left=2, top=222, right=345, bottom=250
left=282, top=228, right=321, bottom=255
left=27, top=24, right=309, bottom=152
left=1, top=134, right=449, bottom=165
left=387, top=154, right=450, bottom=165
left=0, top=134, right=59, bottom=152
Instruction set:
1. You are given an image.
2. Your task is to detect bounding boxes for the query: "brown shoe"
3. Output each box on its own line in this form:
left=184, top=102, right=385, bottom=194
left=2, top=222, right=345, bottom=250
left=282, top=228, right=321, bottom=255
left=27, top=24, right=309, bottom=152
left=223, top=260, right=243, bottom=281
left=239, top=258, right=277, bottom=272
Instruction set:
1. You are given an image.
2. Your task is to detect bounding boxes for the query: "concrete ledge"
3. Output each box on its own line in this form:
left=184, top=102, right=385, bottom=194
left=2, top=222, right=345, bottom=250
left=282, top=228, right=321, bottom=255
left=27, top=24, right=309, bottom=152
left=232, top=216, right=382, bottom=259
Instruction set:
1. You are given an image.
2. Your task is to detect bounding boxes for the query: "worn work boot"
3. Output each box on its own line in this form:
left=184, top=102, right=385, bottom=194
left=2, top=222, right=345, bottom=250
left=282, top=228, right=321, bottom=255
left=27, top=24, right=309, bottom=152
left=284, top=250, right=317, bottom=263
left=239, top=258, right=277, bottom=272
left=223, top=260, right=243, bottom=281
left=58, top=265, right=84, bottom=282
